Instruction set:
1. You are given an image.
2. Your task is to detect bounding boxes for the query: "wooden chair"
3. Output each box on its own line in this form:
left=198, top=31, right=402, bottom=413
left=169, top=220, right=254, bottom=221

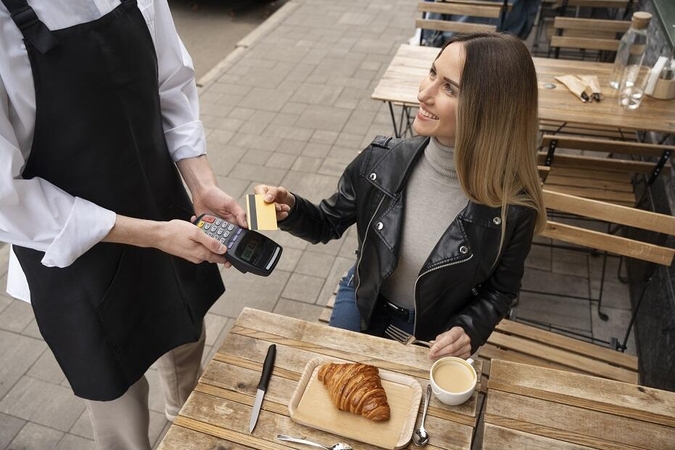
left=416, top=0, right=509, bottom=38
left=481, top=360, right=675, bottom=450
left=538, top=134, right=674, bottom=207
left=478, top=318, right=639, bottom=383
left=549, top=16, right=631, bottom=59
left=532, top=0, right=636, bottom=57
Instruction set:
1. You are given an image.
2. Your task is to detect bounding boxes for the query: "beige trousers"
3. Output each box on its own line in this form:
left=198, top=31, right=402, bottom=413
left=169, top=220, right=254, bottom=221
left=85, top=326, right=206, bottom=450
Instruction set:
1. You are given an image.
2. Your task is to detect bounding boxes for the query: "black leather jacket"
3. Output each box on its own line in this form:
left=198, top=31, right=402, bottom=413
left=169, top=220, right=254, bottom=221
left=280, top=135, right=537, bottom=353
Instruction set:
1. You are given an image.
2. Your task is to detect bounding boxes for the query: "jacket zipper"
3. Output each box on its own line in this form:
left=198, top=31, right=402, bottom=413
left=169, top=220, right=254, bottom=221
left=412, top=253, right=474, bottom=335
left=354, top=195, right=387, bottom=308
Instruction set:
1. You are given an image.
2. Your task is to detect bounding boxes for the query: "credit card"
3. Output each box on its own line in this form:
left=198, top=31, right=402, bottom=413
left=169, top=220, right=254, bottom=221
left=246, top=194, right=278, bottom=231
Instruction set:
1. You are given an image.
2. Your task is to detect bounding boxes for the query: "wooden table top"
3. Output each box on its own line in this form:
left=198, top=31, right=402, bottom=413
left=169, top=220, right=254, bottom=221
left=157, top=308, right=484, bottom=450
left=371, top=44, right=675, bottom=134
left=482, top=359, right=675, bottom=449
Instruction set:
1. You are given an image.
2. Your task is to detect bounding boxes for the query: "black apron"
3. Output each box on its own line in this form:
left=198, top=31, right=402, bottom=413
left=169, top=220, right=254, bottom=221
left=2, top=0, right=225, bottom=401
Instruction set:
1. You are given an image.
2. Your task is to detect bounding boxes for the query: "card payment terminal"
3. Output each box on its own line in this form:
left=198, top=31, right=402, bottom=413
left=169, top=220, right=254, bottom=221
left=193, top=214, right=283, bottom=277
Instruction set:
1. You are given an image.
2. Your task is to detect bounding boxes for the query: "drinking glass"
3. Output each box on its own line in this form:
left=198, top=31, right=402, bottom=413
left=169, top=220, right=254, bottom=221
left=618, top=65, right=651, bottom=110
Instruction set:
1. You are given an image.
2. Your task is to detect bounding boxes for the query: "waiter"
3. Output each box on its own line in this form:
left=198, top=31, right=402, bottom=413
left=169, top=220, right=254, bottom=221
left=0, top=0, right=245, bottom=448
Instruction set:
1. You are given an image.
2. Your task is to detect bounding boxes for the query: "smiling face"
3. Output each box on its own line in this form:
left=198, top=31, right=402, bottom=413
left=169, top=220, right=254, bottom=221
left=412, top=42, right=465, bottom=147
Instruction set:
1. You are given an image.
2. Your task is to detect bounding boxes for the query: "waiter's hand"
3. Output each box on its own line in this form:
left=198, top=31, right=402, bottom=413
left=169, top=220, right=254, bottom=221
left=192, top=185, right=247, bottom=228
left=159, top=219, right=229, bottom=265
left=103, top=215, right=230, bottom=265
left=254, top=184, right=294, bottom=221
left=428, top=326, right=472, bottom=360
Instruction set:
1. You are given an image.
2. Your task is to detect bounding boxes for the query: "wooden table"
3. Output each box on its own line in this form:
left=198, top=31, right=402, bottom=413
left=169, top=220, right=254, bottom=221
left=157, top=308, right=484, bottom=450
left=371, top=44, right=675, bottom=137
left=482, top=359, right=675, bottom=449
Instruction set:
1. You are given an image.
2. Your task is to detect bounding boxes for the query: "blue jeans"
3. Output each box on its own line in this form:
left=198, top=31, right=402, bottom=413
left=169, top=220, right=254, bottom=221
left=329, top=266, right=415, bottom=336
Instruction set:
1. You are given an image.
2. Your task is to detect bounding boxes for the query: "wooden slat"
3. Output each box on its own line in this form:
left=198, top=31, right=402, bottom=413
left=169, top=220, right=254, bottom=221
left=554, top=16, right=631, bottom=33
left=543, top=190, right=675, bottom=237
left=554, top=0, right=634, bottom=7
left=548, top=167, right=631, bottom=183
left=541, top=134, right=674, bottom=158
left=541, top=221, right=675, bottom=265
left=488, top=360, right=675, bottom=428
left=417, top=1, right=503, bottom=18
left=543, top=184, right=635, bottom=206
left=494, top=319, right=638, bottom=370
left=416, top=18, right=497, bottom=33
left=550, top=36, right=621, bottom=52
left=486, top=332, right=638, bottom=383
left=482, top=423, right=590, bottom=450
left=544, top=174, right=633, bottom=192
left=537, top=152, right=663, bottom=174
left=478, top=343, right=588, bottom=377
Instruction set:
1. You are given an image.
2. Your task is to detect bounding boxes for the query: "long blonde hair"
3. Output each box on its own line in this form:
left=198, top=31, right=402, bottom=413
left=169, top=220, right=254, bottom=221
left=438, top=33, right=546, bottom=240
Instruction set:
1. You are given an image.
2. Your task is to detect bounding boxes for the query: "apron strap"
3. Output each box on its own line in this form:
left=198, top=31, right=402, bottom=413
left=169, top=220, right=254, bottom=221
left=1, top=0, right=59, bottom=53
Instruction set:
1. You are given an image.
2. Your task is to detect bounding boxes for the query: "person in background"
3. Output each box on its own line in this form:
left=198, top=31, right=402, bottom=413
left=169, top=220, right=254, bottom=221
left=0, top=0, right=246, bottom=448
left=256, top=32, right=546, bottom=361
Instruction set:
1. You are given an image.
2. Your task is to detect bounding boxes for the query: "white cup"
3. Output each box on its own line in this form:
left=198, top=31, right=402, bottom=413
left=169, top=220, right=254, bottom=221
left=618, top=65, right=651, bottom=110
left=429, top=357, right=477, bottom=406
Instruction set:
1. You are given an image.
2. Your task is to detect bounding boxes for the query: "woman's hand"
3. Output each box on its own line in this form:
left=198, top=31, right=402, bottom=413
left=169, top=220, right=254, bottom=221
left=428, top=326, right=472, bottom=360
left=192, top=185, right=247, bottom=228
left=253, top=184, right=294, bottom=221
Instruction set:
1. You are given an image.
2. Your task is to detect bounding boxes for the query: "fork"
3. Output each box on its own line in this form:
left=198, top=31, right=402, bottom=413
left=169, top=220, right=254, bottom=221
left=384, top=324, right=432, bottom=347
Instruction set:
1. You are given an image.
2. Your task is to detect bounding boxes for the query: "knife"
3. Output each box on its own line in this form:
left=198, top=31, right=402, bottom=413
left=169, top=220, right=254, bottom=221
left=249, top=344, right=276, bottom=433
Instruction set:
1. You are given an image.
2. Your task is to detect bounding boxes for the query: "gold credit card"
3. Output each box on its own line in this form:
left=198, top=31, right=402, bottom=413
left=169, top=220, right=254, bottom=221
left=246, top=194, right=278, bottom=231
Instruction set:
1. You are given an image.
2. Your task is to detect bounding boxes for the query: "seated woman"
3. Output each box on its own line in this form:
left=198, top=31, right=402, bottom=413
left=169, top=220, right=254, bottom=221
left=255, top=32, right=545, bottom=360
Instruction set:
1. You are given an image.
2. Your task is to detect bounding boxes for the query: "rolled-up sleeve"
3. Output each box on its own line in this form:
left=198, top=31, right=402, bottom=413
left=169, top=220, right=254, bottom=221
left=151, top=0, right=206, bottom=161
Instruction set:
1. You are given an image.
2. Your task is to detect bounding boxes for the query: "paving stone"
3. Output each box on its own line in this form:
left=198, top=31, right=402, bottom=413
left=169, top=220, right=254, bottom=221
left=281, top=273, right=325, bottom=304
left=227, top=162, right=287, bottom=186
left=266, top=152, right=297, bottom=170
left=0, top=293, right=11, bottom=316
left=56, top=433, right=96, bottom=450
left=316, top=256, right=357, bottom=307
left=148, top=410, right=169, bottom=446
left=274, top=298, right=323, bottom=322
left=0, top=331, right=46, bottom=399
left=301, top=142, right=331, bottom=158
left=296, top=105, right=352, bottom=132
left=26, top=349, right=66, bottom=385
left=551, top=248, right=589, bottom=278
left=281, top=171, right=341, bottom=203
left=0, top=245, right=9, bottom=279
left=0, top=300, right=34, bottom=333
left=0, top=377, right=84, bottom=432
left=263, top=125, right=314, bottom=142
left=524, top=243, right=552, bottom=271
left=0, top=412, right=25, bottom=449
left=204, top=313, right=230, bottom=348
left=292, top=83, right=344, bottom=106
left=215, top=176, right=252, bottom=201
left=69, top=410, right=93, bottom=440
left=515, top=292, right=592, bottom=333
left=8, top=422, right=63, bottom=450
left=521, top=267, right=590, bottom=299
left=229, top=133, right=283, bottom=152
left=273, top=247, right=302, bottom=273
left=294, top=251, right=336, bottom=279
left=210, top=269, right=290, bottom=318
left=241, top=149, right=273, bottom=166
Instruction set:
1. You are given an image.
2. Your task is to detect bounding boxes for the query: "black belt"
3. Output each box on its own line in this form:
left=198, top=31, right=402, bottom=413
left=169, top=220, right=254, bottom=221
left=379, top=299, right=415, bottom=323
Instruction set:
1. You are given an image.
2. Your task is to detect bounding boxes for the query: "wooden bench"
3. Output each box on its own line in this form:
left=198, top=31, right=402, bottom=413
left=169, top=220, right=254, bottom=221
left=539, top=134, right=674, bottom=207
left=482, top=359, right=675, bottom=449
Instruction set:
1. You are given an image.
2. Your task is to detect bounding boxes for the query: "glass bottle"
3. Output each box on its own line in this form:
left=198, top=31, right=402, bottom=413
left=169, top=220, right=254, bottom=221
left=609, top=12, right=652, bottom=89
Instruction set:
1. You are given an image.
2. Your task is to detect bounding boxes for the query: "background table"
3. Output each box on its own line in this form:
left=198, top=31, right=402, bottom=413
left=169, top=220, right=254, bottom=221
left=371, top=44, right=675, bottom=137
left=158, top=308, right=484, bottom=450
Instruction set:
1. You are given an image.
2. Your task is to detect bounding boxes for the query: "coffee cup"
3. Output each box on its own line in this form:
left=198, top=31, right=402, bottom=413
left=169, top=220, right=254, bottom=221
left=429, top=357, right=477, bottom=406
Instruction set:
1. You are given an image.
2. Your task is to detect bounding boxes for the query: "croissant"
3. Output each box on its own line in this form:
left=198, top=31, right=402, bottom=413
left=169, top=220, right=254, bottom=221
left=318, top=362, right=391, bottom=421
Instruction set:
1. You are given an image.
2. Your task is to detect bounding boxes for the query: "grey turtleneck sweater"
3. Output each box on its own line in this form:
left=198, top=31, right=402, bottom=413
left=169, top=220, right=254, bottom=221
left=380, top=137, right=468, bottom=310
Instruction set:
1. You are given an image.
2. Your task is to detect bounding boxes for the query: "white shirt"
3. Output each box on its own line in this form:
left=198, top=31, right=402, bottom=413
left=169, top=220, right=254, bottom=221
left=0, top=0, right=206, bottom=301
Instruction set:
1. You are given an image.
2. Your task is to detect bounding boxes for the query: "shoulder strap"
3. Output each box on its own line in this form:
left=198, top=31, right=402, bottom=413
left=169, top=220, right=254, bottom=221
left=1, top=0, right=59, bottom=53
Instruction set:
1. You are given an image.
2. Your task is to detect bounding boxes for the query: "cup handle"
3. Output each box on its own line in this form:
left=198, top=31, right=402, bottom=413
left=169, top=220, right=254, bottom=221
left=466, top=357, right=474, bottom=366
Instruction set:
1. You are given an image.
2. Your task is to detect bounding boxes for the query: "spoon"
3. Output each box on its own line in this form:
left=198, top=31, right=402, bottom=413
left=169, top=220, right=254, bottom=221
left=413, top=384, right=432, bottom=446
left=277, top=434, right=353, bottom=450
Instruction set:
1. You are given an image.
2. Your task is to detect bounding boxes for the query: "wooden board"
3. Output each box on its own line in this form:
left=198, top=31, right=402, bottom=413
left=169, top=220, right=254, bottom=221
left=289, top=357, right=422, bottom=449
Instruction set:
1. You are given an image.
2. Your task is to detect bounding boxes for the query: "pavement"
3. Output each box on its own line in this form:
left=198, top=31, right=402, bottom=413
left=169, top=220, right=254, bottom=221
left=0, top=0, right=637, bottom=448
